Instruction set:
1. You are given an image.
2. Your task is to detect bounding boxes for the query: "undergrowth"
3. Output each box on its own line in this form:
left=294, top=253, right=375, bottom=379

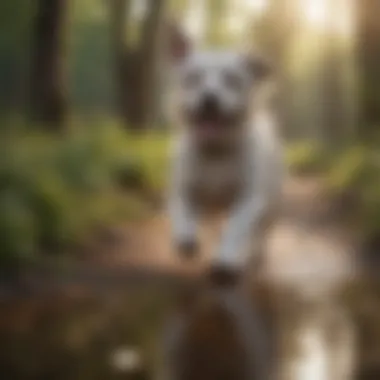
left=287, top=140, right=380, bottom=238
left=0, top=122, right=170, bottom=268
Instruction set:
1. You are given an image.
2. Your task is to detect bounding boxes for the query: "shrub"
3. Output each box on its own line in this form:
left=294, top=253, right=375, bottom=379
left=287, top=140, right=380, bottom=237
left=0, top=123, right=169, bottom=267
left=326, top=145, right=380, bottom=236
left=286, top=141, right=328, bottom=175
left=327, top=146, right=372, bottom=192
left=0, top=190, right=37, bottom=265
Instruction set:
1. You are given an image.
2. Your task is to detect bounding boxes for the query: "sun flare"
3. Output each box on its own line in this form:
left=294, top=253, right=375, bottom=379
left=303, top=0, right=327, bottom=28
left=246, top=0, right=268, bottom=15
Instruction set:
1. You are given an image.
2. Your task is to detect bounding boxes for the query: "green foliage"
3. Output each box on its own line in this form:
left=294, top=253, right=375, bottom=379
left=286, top=139, right=380, bottom=236
left=122, top=132, right=170, bottom=192
left=0, top=123, right=169, bottom=266
left=286, top=140, right=328, bottom=175
left=0, top=190, right=37, bottom=265
left=325, top=144, right=380, bottom=236
left=326, top=146, right=372, bottom=192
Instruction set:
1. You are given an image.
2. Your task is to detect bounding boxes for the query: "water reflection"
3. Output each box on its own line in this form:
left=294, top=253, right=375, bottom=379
left=284, top=290, right=356, bottom=380
left=0, top=268, right=378, bottom=380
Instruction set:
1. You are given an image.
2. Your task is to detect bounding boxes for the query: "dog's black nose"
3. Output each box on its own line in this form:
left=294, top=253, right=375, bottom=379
left=200, top=92, right=219, bottom=114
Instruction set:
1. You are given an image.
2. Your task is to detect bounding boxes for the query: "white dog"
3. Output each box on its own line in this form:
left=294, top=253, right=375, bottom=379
left=166, top=26, right=283, bottom=281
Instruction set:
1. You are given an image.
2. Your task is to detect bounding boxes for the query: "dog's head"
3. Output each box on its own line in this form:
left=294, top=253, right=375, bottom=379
left=167, top=24, right=272, bottom=146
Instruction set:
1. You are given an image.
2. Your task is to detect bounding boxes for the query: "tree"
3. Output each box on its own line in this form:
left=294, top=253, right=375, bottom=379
left=357, top=0, right=380, bottom=139
left=110, top=0, right=166, bottom=129
left=250, top=0, right=299, bottom=139
left=30, top=0, right=69, bottom=130
left=0, top=0, right=35, bottom=116
left=70, top=1, right=114, bottom=116
left=251, top=0, right=358, bottom=144
left=135, top=0, right=166, bottom=128
left=110, top=0, right=133, bottom=125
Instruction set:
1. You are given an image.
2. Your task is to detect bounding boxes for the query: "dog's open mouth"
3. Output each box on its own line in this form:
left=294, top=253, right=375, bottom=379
left=192, top=111, right=243, bottom=141
left=183, top=96, right=244, bottom=142
left=195, top=114, right=226, bottom=138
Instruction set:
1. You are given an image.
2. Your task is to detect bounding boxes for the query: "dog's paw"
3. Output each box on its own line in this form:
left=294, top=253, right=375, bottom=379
left=208, top=263, right=242, bottom=288
left=176, top=239, right=199, bottom=260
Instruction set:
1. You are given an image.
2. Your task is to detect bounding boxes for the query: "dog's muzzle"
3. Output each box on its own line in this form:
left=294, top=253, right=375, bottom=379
left=186, top=93, right=242, bottom=141
left=198, top=93, right=220, bottom=117
left=194, top=93, right=225, bottom=127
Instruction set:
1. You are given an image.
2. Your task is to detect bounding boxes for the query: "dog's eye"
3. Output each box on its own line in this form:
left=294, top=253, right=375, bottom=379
left=183, top=70, right=202, bottom=88
left=223, top=71, right=243, bottom=91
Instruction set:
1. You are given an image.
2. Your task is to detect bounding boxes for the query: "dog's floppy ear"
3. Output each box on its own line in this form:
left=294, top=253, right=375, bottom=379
left=165, top=20, right=192, bottom=64
left=245, top=53, right=273, bottom=82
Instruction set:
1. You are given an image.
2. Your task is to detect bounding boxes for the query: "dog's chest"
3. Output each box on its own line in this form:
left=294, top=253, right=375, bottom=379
left=188, top=156, right=246, bottom=211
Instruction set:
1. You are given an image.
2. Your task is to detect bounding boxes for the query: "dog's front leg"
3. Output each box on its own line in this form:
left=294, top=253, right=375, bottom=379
left=169, top=194, right=199, bottom=258
left=214, top=194, right=267, bottom=272
left=169, top=142, right=199, bottom=258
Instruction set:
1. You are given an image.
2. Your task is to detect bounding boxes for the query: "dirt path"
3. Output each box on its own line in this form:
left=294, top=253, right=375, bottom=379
left=93, top=175, right=357, bottom=294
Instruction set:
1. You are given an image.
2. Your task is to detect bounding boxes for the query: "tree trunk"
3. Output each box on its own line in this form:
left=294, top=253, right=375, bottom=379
left=252, top=0, right=299, bottom=139
left=321, top=2, right=344, bottom=145
left=110, top=0, right=166, bottom=130
left=30, top=0, right=69, bottom=130
left=137, top=0, right=166, bottom=129
left=320, top=0, right=358, bottom=145
left=110, top=0, right=133, bottom=127
left=357, top=0, right=380, bottom=139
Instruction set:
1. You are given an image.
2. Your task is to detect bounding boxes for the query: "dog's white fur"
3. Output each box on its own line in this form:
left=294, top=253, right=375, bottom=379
left=167, top=32, right=283, bottom=271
